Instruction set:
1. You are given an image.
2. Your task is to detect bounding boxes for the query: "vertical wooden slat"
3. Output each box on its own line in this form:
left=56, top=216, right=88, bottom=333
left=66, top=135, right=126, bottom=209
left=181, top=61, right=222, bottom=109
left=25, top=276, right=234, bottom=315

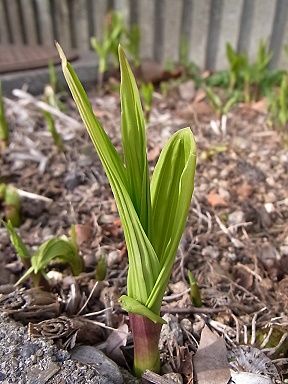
left=278, top=9, right=288, bottom=68
left=153, top=0, right=164, bottom=62
left=0, top=0, right=10, bottom=43
left=16, top=0, right=27, bottom=44
left=5, top=0, right=23, bottom=44
left=114, top=0, right=129, bottom=24
left=189, top=0, right=211, bottom=68
left=215, top=0, right=243, bottom=70
left=269, top=0, right=288, bottom=69
left=248, top=0, right=276, bottom=61
left=129, top=0, right=138, bottom=27
left=162, top=0, right=183, bottom=63
left=72, top=0, right=89, bottom=51
left=53, top=0, right=71, bottom=49
left=237, top=0, right=254, bottom=54
left=206, top=0, right=223, bottom=70
left=180, top=0, right=193, bottom=44
left=86, top=0, right=95, bottom=39
left=20, top=0, right=38, bottom=45
left=139, top=0, right=155, bottom=59
left=35, top=0, right=53, bottom=45
left=92, top=0, right=108, bottom=40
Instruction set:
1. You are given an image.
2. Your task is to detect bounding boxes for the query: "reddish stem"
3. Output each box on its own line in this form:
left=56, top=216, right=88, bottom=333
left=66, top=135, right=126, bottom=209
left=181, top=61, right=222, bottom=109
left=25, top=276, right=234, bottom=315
left=129, top=313, right=162, bottom=377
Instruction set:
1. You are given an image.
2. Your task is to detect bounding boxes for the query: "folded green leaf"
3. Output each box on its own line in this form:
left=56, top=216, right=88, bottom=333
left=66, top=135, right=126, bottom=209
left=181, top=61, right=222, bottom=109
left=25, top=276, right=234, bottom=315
left=56, top=43, right=160, bottom=305
left=119, top=45, right=151, bottom=235
left=119, top=295, right=166, bottom=324
left=31, top=237, right=82, bottom=275
left=146, top=128, right=196, bottom=313
left=3, top=220, right=31, bottom=262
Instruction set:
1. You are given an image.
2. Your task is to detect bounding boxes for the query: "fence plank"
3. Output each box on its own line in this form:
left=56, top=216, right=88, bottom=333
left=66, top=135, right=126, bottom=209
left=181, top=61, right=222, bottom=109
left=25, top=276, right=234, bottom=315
left=53, top=0, right=71, bottom=49
left=114, top=0, right=129, bottom=24
left=215, top=0, right=243, bottom=70
left=138, top=0, right=155, bottom=59
left=35, top=0, right=53, bottom=45
left=0, top=1, right=10, bottom=44
left=73, top=0, right=89, bottom=51
left=189, top=0, right=211, bottom=69
left=237, top=0, right=254, bottom=54
left=248, top=0, right=276, bottom=61
left=92, top=0, right=108, bottom=40
left=20, top=0, right=38, bottom=45
left=269, top=0, right=288, bottom=69
left=205, top=0, right=223, bottom=70
left=162, top=0, right=183, bottom=63
left=5, top=0, right=23, bottom=44
left=278, top=11, right=288, bottom=69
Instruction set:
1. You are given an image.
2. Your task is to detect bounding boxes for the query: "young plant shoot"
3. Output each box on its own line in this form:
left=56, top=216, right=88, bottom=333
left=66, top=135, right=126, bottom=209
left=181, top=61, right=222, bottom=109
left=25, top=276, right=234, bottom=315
left=0, top=82, right=9, bottom=151
left=4, top=221, right=83, bottom=287
left=57, top=43, right=196, bottom=376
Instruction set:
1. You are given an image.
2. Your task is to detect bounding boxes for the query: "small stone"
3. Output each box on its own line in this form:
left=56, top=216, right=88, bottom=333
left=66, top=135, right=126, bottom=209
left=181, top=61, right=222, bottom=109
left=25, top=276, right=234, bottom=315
left=64, top=172, right=85, bottom=190
left=71, top=346, right=123, bottom=384
left=202, top=245, right=219, bottom=259
left=228, top=210, right=245, bottom=226
left=178, top=80, right=195, bottom=102
left=163, top=372, right=183, bottom=383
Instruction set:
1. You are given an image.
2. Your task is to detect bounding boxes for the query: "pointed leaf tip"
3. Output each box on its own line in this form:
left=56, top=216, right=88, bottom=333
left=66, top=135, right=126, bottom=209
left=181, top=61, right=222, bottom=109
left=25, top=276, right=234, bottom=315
left=55, top=42, right=67, bottom=67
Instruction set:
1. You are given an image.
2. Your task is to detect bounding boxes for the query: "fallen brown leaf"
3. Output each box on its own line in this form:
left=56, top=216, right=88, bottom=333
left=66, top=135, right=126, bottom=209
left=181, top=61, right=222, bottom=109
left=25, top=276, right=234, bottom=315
left=207, top=191, right=228, bottom=208
left=193, top=325, right=231, bottom=384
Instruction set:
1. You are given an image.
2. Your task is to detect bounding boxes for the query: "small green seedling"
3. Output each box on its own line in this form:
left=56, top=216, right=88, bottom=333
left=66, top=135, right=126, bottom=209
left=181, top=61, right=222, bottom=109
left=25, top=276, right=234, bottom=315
left=269, top=75, right=288, bottom=127
left=95, top=255, right=107, bottom=281
left=140, top=82, right=154, bottom=120
left=187, top=270, right=202, bottom=307
left=206, top=87, right=239, bottom=118
left=124, top=24, right=141, bottom=68
left=43, top=110, right=64, bottom=151
left=57, top=43, right=196, bottom=376
left=0, top=184, right=21, bottom=227
left=48, top=61, right=58, bottom=93
left=4, top=221, right=83, bottom=287
left=91, top=12, right=125, bottom=88
left=0, top=82, right=9, bottom=151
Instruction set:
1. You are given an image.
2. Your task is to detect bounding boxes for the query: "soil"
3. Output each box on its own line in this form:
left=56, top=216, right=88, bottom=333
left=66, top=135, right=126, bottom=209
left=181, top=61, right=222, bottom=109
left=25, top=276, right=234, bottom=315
left=0, top=78, right=287, bottom=383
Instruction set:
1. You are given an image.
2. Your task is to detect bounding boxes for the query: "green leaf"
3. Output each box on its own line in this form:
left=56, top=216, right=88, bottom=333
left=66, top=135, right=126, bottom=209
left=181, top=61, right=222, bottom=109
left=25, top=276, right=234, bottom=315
left=119, top=295, right=166, bottom=324
left=119, top=45, right=151, bottom=235
left=3, top=220, right=31, bottom=262
left=31, top=237, right=82, bottom=275
left=146, top=128, right=196, bottom=313
left=56, top=43, right=160, bottom=305
left=0, top=82, right=9, bottom=142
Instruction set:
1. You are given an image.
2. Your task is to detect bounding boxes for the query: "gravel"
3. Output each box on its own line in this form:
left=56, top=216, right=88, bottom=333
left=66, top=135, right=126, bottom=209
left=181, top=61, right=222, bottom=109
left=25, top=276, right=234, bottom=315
left=0, top=315, right=138, bottom=384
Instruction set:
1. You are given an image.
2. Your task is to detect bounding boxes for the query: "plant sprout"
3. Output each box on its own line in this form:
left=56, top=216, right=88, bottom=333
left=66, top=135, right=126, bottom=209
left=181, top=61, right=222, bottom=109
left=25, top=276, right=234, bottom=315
left=4, top=221, right=83, bottom=287
left=43, top=110, right=64, bottom=151
left=140, top=82, right=154, bottom=121
left=0, top=82, right=9, bottom=151
left=57, top=43, right=196, bottom=376
left=0, top=184, right=21, bottom=227
left=90, top=12, right=125, bottom=88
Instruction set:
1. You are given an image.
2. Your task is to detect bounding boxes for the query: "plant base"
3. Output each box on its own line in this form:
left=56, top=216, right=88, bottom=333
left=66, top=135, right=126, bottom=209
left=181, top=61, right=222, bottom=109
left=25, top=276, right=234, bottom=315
left=129, top=313, right=162, bottom=377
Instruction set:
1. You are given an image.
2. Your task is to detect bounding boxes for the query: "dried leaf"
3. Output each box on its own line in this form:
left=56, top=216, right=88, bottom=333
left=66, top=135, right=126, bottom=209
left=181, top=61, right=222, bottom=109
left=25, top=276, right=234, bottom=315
left=207, top=191, right=228, bottom=208
left=0, top=288, right=60, bottom=322
left=105, top=323, right=129, bottom=365
left=193, top=325, right=231, bottom=384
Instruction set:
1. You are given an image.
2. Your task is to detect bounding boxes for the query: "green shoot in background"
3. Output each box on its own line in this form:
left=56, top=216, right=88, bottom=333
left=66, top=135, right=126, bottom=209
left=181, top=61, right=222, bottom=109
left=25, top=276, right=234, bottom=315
left=0, top=82, right=9, bottom=151
left=57, top=42, right=196, bottom=376
left=43, top=110, right=64, bottom=152
left=4, top=221, right=83, bottom=287
left=140, top=82, right=154, bottom=121
left=0, top=184, right=21, bottom=227
left=91, top=12, right=125, bottom=88
left=188, top=270, right=202, bottom=307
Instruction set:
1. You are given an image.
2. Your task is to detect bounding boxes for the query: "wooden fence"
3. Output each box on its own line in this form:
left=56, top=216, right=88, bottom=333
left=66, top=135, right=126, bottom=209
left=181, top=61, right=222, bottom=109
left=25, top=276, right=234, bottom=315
left=0, top=0, right=288, bottom=70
